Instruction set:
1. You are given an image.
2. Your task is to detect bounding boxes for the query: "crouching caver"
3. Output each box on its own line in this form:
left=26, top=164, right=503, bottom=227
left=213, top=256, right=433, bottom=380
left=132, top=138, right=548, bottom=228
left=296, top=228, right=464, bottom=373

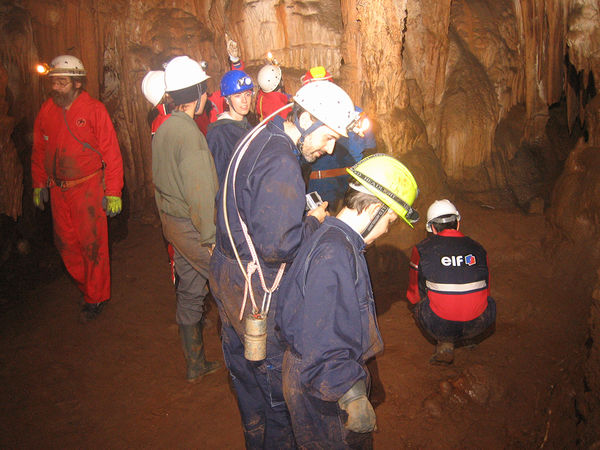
left=406, top=199, right=496, bottom=365
left=276, top=154, right=420, bottom=448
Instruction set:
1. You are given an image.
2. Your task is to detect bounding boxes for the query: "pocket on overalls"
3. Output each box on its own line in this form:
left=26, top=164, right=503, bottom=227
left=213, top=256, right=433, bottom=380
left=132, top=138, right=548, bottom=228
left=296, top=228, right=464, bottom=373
left=358, top=294, right=384, bottom=361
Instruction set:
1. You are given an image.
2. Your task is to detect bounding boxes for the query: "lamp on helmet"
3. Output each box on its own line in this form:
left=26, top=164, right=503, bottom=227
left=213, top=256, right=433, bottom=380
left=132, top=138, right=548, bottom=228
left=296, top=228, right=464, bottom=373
left=300, top=66, right=333, bottom=85
left=425, top=199, right=460, bottom=232
left=347, top=154, right=419, bottom=228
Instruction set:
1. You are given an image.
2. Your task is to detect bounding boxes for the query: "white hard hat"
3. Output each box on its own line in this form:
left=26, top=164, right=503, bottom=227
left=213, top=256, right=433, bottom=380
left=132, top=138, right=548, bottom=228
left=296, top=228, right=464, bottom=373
left=426, top=199, right=461, bottom=232
left=293, top=82, right=358, bottom=138
left=48, top=55, right=86, bottom=77
left=141, top=71, right=166, bottom=107
left=164, top=56, right=210, bottom=92
left=257, top=64, right=281, bottom=93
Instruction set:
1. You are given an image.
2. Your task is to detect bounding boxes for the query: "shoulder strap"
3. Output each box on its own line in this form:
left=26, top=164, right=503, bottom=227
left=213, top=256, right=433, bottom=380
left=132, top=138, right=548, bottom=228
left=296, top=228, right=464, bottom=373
left=62, top=108, right=105, bottom=165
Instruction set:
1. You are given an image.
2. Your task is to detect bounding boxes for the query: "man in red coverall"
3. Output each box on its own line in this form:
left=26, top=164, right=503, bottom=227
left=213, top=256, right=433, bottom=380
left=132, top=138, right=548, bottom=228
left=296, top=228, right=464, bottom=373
left=406, top=199, right=496, bottom=364
left=32, top=55, right=124, bottom=323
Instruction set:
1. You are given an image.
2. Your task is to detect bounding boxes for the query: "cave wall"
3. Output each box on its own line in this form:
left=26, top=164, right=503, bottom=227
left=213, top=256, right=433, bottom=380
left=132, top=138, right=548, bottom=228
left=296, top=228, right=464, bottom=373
left=1, top=0, right=600, bottom=443
left=0, top=0, right=590, bottom=219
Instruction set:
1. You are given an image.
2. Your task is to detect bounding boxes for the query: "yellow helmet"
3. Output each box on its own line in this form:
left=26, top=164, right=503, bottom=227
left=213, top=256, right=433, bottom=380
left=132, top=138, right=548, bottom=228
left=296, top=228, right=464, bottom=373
left=347, top=154, right=420, bottom=227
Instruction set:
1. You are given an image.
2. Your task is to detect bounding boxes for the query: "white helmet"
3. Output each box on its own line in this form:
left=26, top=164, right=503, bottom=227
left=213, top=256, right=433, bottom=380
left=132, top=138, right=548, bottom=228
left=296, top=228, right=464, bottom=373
left=293, top=82, right=358, bottom=137
left=257, top=64, right=282, bottom=93
left=426, top=199, right=461, bottom=232
left=164, top=56, right=210, bottom=92
left=48, top=55, right=86, bottom=77
left=141, top=70, right=166, bottom=107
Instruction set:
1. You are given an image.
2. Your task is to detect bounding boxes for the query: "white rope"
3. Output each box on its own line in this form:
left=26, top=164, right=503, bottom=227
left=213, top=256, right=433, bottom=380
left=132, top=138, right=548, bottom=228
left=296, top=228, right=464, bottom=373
left=222, top=103, right=293, bottom=319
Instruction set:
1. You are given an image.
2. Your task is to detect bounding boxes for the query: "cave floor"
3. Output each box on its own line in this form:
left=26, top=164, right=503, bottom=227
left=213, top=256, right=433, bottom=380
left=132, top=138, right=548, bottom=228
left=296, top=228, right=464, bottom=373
left=0, top=201, right=591, bottom=448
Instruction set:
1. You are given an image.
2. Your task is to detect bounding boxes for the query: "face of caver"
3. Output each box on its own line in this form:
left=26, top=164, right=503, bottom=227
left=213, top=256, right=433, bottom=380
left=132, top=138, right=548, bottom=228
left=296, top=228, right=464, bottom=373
left=228, top=90, right=252, bottom=121
left=49, top=77, right=80, bottom=108
left=195, top=92, right=208, bottom=115
left=364, top=207, right=398, bottom=245
left=300, top=124, right=341, bottom=163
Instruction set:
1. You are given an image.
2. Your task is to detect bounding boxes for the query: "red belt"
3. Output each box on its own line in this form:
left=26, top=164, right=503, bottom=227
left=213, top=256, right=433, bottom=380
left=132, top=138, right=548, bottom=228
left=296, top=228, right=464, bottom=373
left=48, top=168, right=103, bottom=189
left=309, top=167, right=350, bottom=180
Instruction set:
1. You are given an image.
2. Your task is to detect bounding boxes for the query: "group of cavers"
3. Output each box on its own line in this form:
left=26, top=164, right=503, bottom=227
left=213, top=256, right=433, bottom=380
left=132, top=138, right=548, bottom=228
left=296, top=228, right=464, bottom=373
left=31, top=34, right=496, bottom=449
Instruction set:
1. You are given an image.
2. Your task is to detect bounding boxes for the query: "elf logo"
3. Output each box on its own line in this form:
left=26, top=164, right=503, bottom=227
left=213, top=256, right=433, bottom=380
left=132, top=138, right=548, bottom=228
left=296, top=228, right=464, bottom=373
left=441, top=254, right=477, bottom=267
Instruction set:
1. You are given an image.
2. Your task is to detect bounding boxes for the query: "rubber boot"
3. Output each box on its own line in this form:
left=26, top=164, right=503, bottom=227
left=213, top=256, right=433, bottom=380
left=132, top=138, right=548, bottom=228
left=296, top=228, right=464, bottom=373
left=429, top=341, right=454, bottom=365
left=179, top=322, right=222, bottom=382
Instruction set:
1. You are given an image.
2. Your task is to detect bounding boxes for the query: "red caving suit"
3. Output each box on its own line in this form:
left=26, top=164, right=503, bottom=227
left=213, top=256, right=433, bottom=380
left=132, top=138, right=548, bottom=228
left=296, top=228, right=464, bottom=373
left=32, top=91, right=123, bottom=304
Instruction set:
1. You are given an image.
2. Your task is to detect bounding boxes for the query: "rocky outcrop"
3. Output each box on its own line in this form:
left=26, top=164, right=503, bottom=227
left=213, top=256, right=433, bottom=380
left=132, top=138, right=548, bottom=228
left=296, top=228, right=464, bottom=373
left=1, top=0, right=592, bottom=218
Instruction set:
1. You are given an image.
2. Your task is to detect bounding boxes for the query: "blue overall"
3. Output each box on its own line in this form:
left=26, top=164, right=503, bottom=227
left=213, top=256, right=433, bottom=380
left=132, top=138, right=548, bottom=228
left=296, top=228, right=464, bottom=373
left=209, top=116, right=319, bottom=449
left=308, top=107, right=376, bottom=208
left=206, top=116, right=251, bottom=185
left=276, top=217, right=383, bottom=449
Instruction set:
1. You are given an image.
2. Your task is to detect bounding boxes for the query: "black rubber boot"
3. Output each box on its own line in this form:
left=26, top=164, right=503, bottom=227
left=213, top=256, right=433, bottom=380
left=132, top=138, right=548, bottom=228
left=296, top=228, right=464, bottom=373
left=179, top=322, right=222, bottom=382
left=429, top=341, right=454, bottom=365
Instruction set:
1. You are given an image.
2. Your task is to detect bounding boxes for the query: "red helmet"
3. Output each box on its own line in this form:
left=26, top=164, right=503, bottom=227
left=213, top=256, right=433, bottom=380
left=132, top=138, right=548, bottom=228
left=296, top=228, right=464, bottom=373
left=300, top=66, right=333, bottom=85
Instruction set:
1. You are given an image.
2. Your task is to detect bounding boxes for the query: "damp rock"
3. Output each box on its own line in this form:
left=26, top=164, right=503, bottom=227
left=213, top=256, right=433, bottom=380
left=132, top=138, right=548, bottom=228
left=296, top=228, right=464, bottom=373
left=528, top=196, right=545, bottom=214
left=450, top=364, right=504, bottom=405
left=422, top=393, right=444, bottom=417
left=439, top=380, right=453, bottom=398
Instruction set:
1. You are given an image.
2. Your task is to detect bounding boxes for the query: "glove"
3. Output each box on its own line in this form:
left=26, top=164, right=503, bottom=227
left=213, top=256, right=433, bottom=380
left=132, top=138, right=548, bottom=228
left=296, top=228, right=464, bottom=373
left=225, top=32, right=240, bottom=63
left=102, top=196, right=122, bottom=217
left=33, top=187, right=49, bottom=210
left=338, top=380, right=376, bottom=433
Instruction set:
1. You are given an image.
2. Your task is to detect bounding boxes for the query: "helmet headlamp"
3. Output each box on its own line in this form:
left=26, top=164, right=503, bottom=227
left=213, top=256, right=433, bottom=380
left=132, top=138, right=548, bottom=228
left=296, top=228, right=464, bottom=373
left=347, top=111, right=371, bottom=137
left=36, top=63, right=51, bottom=75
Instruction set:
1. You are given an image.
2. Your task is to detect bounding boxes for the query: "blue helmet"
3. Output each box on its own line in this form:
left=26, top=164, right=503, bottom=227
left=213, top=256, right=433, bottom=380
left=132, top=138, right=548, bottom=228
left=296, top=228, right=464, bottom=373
left=220, top=70, right=254, bottom=97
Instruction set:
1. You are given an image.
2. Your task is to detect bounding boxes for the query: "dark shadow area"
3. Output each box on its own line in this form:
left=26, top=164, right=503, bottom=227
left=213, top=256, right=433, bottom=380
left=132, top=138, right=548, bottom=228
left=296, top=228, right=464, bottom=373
left=365, top=243, right=411, bottom=316
left=367, top=357, right=386, bottom=408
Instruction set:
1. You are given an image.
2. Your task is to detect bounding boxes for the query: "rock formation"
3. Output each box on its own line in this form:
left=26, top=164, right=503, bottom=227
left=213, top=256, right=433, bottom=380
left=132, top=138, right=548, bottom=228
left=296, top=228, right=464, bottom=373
left=0, top=0, right=599, bottom=442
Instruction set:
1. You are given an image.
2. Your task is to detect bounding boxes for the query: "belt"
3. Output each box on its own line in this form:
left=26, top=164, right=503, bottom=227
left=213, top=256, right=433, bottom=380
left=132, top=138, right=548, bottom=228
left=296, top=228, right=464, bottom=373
left=309, top=167, right=350, bottom=180
left=49, top=168, right=103, bottom=189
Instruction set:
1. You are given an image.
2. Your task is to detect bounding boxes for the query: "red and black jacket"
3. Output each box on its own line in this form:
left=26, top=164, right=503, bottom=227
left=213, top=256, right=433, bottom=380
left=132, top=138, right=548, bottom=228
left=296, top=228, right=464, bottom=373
left=407, top=229, right=490, bottom=322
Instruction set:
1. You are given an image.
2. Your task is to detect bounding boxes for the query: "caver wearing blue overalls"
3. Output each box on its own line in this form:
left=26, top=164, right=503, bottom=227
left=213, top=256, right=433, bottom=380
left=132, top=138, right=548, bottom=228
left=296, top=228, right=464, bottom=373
left=308, top=112, right=376, bottom=211
left=207, top=70, right=254, bottom=184
left=276, top=154, right=420, bottom=448
left=300, top=67, right=376, bottom=212
left=209, top=81, right=359, bottom=449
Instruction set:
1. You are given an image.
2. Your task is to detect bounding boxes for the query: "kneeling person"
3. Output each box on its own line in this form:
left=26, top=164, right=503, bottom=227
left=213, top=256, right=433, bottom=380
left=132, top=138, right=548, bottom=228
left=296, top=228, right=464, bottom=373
left=276, top=154, right=419, bottom=448
left=406, top=199, right=496, bottom=365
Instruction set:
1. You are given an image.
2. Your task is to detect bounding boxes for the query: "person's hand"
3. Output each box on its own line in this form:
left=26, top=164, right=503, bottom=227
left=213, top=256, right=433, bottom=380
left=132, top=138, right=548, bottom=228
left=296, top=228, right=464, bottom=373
left=102, top=196, right=122, bottom=217
left=307, top=201, right=329, bottom=223
left=342, top=396, right=376, bottom=433
left=225, top=33, right=240, bottom=63
left=338, top=379, right=376, bottom=433
left=33, top=187, right=49, bottom=210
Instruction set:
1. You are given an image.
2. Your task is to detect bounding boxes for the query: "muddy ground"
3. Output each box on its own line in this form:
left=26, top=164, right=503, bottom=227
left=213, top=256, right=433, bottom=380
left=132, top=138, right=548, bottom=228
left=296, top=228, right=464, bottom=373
left=0, top=201, right=595, bottom=448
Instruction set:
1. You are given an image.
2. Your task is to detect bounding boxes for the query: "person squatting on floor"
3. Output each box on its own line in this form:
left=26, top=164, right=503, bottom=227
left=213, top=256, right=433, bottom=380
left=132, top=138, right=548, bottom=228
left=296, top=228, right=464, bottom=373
left=32, top=55, right=124, bottom=323
left=152, top=56, right=222, bottom=382
left=209, top=81, right=363, bottom=449
left=276, top=154, right=420, bottom=449
left=406, top=199, right=497, bottom=365
left=207, top=69, right=254, bottom=184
